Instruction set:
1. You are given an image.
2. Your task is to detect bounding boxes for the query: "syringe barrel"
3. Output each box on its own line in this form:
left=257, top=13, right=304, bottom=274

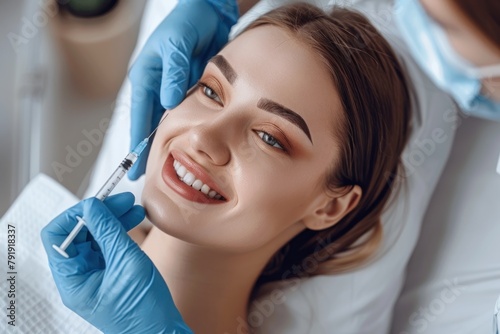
left=95, top=152, right=138, bottom=201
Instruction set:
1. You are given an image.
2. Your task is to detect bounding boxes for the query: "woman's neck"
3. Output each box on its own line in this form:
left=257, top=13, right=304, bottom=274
left=141, top=227, right=269, bottom=334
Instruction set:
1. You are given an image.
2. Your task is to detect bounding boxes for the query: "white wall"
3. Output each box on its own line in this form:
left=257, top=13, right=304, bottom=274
left=0, top=0, right=145, bottom=216
left=0, top=0, right=26, bottom=216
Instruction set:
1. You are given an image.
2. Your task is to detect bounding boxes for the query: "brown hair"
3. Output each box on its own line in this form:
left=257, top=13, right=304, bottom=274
left=452, top=0, right=500, bottom=49
left=242, top=4, right=412, bottom=285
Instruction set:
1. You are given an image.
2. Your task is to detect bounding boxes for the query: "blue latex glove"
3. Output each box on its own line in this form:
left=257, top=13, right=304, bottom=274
left=128, top=0, right=239, bottom=180
left=40, top=193, right=193, bottom=334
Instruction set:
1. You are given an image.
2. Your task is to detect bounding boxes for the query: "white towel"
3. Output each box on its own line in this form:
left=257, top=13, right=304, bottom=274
left=0, top=174, right=99, bottom=334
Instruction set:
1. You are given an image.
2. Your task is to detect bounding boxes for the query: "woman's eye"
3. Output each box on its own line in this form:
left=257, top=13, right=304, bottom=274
left=199, top=83, right=222, bottom=103
left=257, top=131, right=285, bottom=151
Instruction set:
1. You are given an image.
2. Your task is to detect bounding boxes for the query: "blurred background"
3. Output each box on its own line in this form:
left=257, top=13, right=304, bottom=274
left=0, top=0, right=147, bottom=216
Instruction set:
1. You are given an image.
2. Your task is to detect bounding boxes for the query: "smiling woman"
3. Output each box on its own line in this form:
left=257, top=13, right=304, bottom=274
left=139, top=3, right=411, bottom=333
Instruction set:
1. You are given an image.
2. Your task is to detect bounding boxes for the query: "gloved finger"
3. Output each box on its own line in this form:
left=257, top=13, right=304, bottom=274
left=189, top=24, right=230, bottom=88
left=129, top=91, right=164, bottom=180
left=128, top=106, right=164, bottom=180
left=160, top=43, right=192, bottom=109
left=41, top=193, right=138, bottom=259
left=102, top=192, right=136, bottom=218
left=86, top=192, right=142, bottom=251
left=128, top=144, right=150, bottom=180
left=77, top=203, right=145, bottom=253
left=82, top=198, right=140, bottom=263
left=117, top=204, right=146, bottom=232
left=57, top=206, right=145, bottom=307
left=130, top=80, right=154, bottom=150
left=129, top=55, right=161, bottom=152
left=129, top=81, right=155, bottom=180
left=49, top=241, right=105, bottom=312
left=73, top=225, right=89, bottom=244
left=41, top=202, right=85, bottom=259
left=188, top=45, right=216, bottom=91
left=64, top=192, right=137, bottom=247
left=49, top=241, right=104, bottom=279
left=84, top=193, right=142, bottom=249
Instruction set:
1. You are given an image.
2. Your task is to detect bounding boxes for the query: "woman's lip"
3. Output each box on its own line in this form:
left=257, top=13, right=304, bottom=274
left=170, top=149, right=228, bottom=199
left=161, top=154, right=227, bottom=204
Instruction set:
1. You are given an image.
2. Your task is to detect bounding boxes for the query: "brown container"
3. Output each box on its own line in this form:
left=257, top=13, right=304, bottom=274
left=49, top=0, right=146, bottom=98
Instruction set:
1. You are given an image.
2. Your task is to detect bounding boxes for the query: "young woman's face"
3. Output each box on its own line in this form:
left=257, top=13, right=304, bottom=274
left=142, top=25, right=345, bottom=253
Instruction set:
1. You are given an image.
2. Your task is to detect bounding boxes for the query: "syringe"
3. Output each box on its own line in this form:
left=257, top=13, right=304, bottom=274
left=52, top=113, right=168, bottom=258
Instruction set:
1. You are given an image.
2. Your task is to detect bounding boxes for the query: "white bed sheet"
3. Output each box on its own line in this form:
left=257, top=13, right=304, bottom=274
left=0, top=174, right=98, bottom=334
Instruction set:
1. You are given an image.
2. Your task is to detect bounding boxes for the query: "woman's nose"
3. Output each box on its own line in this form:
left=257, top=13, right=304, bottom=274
left=187, top=116, right=235, bottom=166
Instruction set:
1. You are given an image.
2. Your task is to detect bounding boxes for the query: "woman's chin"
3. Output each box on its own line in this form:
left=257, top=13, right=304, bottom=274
left=142, top=184, right=173, bottom=228
left=141, top=183, right=202, bottom=241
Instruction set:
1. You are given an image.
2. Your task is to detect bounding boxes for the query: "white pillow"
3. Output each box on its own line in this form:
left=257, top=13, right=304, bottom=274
left=85, top=1, right=459, bottom=333
left=391, top=117, right=500, bottom=334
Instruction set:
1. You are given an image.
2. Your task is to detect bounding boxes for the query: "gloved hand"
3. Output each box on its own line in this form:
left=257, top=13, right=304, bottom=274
left=128, top=0, right=239, bottom=179
left=41, top=193, right=193, bottom=334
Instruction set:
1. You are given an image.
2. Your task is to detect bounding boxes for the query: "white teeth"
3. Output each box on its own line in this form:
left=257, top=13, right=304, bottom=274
left=192, top=179, right=203, bottom=191
left=177, top=165, right=187, bottom=178
left=173, top=159, right=224, bottom=200
left=183, top=172, right=195, bottom=186
left=201, top=184, right=210, bottom=195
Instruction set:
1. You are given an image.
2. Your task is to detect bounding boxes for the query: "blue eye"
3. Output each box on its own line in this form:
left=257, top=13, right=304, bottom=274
left=257, top=131, right=284, bottom=151
left=199, top=83, right=222, bottom=103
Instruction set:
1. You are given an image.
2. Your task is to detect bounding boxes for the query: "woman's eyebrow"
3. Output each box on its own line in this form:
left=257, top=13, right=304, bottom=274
left=257, top=98, right=313, bottom=144
left=209, top=55, right=237, bottom=84
left=209, top=55, right=312, bottom=144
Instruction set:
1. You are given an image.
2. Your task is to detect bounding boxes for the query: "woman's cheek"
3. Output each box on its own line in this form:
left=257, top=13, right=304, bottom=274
left=167, top=99, right=213, bottom=128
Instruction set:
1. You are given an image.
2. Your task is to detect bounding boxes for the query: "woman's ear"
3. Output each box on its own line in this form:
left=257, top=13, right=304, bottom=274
left=302, top=185, right=362, bottom=231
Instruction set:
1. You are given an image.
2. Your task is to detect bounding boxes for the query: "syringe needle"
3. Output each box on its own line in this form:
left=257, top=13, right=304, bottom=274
left=52, top=112, right=169, bottom=258
left=147, top=112, right=169, bottom=140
